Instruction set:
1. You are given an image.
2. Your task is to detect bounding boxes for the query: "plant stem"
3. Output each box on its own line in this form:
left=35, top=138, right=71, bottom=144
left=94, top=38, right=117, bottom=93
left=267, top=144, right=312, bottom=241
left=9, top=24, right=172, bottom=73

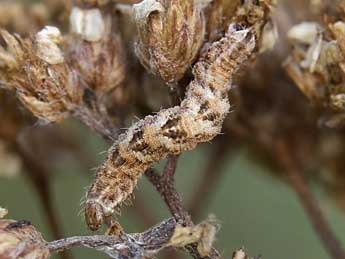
left=145, top=156, right=192, bottom=225
left=277, top=140, right=345, bottom=259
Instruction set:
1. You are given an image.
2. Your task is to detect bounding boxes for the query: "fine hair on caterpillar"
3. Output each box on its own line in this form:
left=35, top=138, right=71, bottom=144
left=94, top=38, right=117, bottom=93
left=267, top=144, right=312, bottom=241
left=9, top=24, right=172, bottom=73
left=84, top=24, right=256, bottom=231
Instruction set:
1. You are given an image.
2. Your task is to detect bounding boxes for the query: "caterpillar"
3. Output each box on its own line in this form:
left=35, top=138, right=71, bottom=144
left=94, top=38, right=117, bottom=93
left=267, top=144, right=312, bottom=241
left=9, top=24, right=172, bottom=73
left=85, top=24, right=256, bottom=231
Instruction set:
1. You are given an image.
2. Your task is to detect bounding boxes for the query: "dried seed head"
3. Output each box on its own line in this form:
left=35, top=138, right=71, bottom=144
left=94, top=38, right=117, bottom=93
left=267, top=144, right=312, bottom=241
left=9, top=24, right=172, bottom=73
left=67, top=7, right=126, bottom=95
left=0, top=219, right=49, bottom=259
left=0, top=28, right=83, bottom=122
left=285, top=20, right=345, bottom=113
left=133, top=0, right=209, bottom=82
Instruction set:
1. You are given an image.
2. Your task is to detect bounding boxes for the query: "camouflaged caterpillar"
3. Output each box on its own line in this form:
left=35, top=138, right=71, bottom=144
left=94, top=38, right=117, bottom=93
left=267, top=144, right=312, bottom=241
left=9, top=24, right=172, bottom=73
left=85, top=24, right=256, bottom=230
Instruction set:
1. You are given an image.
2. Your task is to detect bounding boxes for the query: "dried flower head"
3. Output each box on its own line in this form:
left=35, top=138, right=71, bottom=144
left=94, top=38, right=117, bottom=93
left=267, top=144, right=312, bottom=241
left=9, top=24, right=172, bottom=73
left=0, top=26, right=83, bottom=122
left=133, top=0, right=209, bottom=83
left=285, top=20, right=345, bottom=113
left=67, top=6, right=126, bottom=95
left=0, top=220, right=49, bottom=259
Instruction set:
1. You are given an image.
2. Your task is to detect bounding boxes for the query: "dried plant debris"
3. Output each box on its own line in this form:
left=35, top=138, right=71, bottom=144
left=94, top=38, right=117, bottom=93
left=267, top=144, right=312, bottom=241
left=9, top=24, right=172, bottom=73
left=0, top=207, right=8, bottom=219
left=169, top=216, right=219, bottom=257
left=284, top=1, right=345, bottom=127
left=0, top=219, right=49, bottom=259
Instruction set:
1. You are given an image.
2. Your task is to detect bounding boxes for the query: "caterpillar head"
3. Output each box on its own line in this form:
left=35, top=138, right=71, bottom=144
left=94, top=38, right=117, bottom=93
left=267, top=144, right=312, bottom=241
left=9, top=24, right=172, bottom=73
left=84, top=201, right=105, bottom=231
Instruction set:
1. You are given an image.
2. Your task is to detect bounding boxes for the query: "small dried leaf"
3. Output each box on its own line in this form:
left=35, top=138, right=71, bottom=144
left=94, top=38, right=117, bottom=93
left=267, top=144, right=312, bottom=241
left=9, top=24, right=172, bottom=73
left=169, top=217, right=219, bottom=256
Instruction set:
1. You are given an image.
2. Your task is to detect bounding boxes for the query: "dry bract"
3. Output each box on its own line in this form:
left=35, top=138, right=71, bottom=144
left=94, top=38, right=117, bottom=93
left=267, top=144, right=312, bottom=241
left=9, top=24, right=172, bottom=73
left=133, top=0, right=208, bottom=83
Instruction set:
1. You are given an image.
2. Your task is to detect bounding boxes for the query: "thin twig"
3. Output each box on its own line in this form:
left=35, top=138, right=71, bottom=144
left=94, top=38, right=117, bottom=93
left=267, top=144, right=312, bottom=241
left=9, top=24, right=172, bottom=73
left=276, top=140, right=345, bottom=259
left=47, top=218, right=177, bottom=258
left=145, top=156, right=221, bottom=259
left=145, top=156, right=192, bottom=225
left=74, top=106, right=119, bottom=142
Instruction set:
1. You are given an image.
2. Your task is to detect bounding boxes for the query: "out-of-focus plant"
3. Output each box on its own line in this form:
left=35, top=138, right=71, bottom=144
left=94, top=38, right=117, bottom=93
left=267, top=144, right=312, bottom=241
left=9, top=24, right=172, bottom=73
left=3, top=0, right=345, bottom=259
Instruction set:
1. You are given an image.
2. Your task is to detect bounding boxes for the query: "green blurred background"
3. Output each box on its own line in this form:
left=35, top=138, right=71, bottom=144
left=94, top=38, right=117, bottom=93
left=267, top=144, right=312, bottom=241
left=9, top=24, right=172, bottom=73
left=1, top=121, right=345, bottom=259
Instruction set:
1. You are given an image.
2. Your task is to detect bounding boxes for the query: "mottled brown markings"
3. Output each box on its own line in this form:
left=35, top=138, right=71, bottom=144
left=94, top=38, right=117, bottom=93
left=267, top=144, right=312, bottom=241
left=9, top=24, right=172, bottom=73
left=109, top=148, right=126, bottom=167
left=161, top=115, right=188, bottom=141
left=129, top=129, right=149, bottom=152
left=203, top=112, right=220, bottom=122
left=84, top=26, right=256, bottom=230
left=6, top=220, right=32, bottom=229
